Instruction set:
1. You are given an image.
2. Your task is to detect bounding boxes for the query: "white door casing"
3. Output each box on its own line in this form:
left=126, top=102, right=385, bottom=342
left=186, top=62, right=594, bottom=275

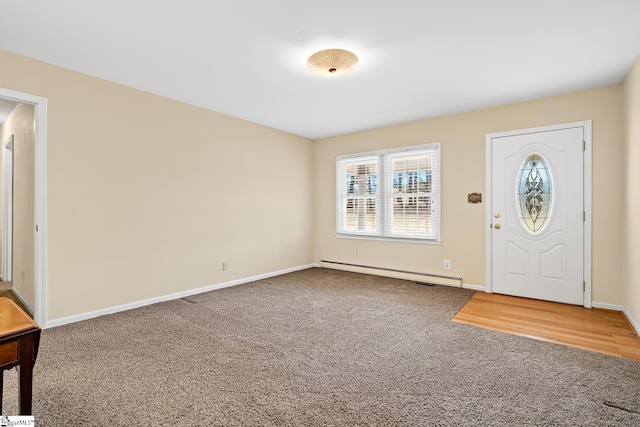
left=3, top=136, right=14, bottom=282
left=485, top=121, right=592, bottom=307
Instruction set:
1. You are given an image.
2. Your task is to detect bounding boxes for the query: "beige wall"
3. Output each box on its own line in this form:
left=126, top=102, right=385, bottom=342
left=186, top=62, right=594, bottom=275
left=0, top=102, right=35, bottom=310
left=622, top=55, right=640, bottom=327
left=0, top=49, right=314, bottom=321
left=0, top=46, right=632, bottom=323
left=314, top=85, right=624, bottom=305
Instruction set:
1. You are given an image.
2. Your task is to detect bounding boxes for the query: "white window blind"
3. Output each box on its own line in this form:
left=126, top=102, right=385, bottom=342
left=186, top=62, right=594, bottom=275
left=337, top=156, right=379, bottom=235
left=336, top=144, right=440, bottom=243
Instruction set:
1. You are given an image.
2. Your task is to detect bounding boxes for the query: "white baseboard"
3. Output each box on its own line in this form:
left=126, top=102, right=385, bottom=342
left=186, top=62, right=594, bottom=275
left=592, top=301, right=639, bottom=335
left=591, top=301, right=624, bottom=311
left=462, top=283, right=484, bottom=291
left=11, top=287, right=34, bottom=315
left=47, top=264, right=316, bottom=328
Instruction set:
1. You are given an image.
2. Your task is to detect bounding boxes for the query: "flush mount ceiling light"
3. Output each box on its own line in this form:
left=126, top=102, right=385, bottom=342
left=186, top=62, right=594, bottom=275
left=307, top=49, right=359, bottom=77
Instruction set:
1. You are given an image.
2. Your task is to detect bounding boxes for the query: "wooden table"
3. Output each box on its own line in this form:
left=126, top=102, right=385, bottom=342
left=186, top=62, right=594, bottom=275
left=0, top=297, right=41, bottom=415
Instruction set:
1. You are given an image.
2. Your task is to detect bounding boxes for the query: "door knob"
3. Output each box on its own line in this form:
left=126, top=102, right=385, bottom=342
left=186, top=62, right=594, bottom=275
left=494, top=224, right=501, bottom=229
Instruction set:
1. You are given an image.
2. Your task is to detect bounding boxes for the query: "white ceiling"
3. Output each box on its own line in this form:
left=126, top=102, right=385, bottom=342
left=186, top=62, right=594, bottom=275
left=1, top=1, right=639, bottom=139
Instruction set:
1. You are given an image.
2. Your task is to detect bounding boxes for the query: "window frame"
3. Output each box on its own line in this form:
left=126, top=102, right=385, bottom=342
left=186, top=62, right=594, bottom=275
left=336, top=143, right=441, bottom=245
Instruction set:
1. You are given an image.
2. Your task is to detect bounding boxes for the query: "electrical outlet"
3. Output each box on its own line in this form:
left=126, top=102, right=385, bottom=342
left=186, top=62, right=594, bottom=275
left=222, top=262, right=228, bottom=271
left=443, top=260, right=451, bottom=270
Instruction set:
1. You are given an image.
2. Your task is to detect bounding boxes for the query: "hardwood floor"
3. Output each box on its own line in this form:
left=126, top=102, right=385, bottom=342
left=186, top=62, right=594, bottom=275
left=453, top=291, right=640, bottom=362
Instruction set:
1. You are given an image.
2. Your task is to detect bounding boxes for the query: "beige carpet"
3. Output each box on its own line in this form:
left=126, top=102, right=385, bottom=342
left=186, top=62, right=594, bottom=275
left=2, top=268, right=639, bottom=425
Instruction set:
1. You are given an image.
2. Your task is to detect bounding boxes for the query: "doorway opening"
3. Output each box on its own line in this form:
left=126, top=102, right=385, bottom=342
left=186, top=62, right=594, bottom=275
left=0, top=88, right=47, bottom=326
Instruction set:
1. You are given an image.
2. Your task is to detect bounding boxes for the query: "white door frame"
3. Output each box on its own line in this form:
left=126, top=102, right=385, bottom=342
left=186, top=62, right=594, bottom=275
left=0, top=87, right=47, bottom=326
left=3, top=135, right=14, bottom=282
left=485, top=121, right=592, bottom=308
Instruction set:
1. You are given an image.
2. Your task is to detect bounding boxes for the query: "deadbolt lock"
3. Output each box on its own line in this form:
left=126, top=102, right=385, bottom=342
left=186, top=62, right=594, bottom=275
left=494, top=213, right=501, bottom=218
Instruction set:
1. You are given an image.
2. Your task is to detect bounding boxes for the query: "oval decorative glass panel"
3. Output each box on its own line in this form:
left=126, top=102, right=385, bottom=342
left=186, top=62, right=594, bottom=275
left=517, top=154, right=553, bottom=233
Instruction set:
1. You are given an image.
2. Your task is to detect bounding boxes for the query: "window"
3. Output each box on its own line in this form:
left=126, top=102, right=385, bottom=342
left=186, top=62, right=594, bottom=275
left=517, top=153, right=553, bottom=233
left=336, top=144, right=440, bottom=243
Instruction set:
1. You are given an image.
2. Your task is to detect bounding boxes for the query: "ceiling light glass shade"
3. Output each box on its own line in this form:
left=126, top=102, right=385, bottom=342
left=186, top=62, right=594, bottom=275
left=307, top=49, right=359, bottom=77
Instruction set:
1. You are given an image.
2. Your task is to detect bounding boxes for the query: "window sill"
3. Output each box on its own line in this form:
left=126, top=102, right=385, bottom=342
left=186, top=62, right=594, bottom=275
left=336, top=233, right=442, bottom=245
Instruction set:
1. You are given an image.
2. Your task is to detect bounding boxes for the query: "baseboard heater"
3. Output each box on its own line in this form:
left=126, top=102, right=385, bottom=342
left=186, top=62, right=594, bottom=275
left=320, top=260, right=462, bottom=288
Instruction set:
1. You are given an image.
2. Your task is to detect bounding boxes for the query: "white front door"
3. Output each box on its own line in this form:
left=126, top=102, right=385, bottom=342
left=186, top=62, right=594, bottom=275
left=488, top=123, right=588, bottom=305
